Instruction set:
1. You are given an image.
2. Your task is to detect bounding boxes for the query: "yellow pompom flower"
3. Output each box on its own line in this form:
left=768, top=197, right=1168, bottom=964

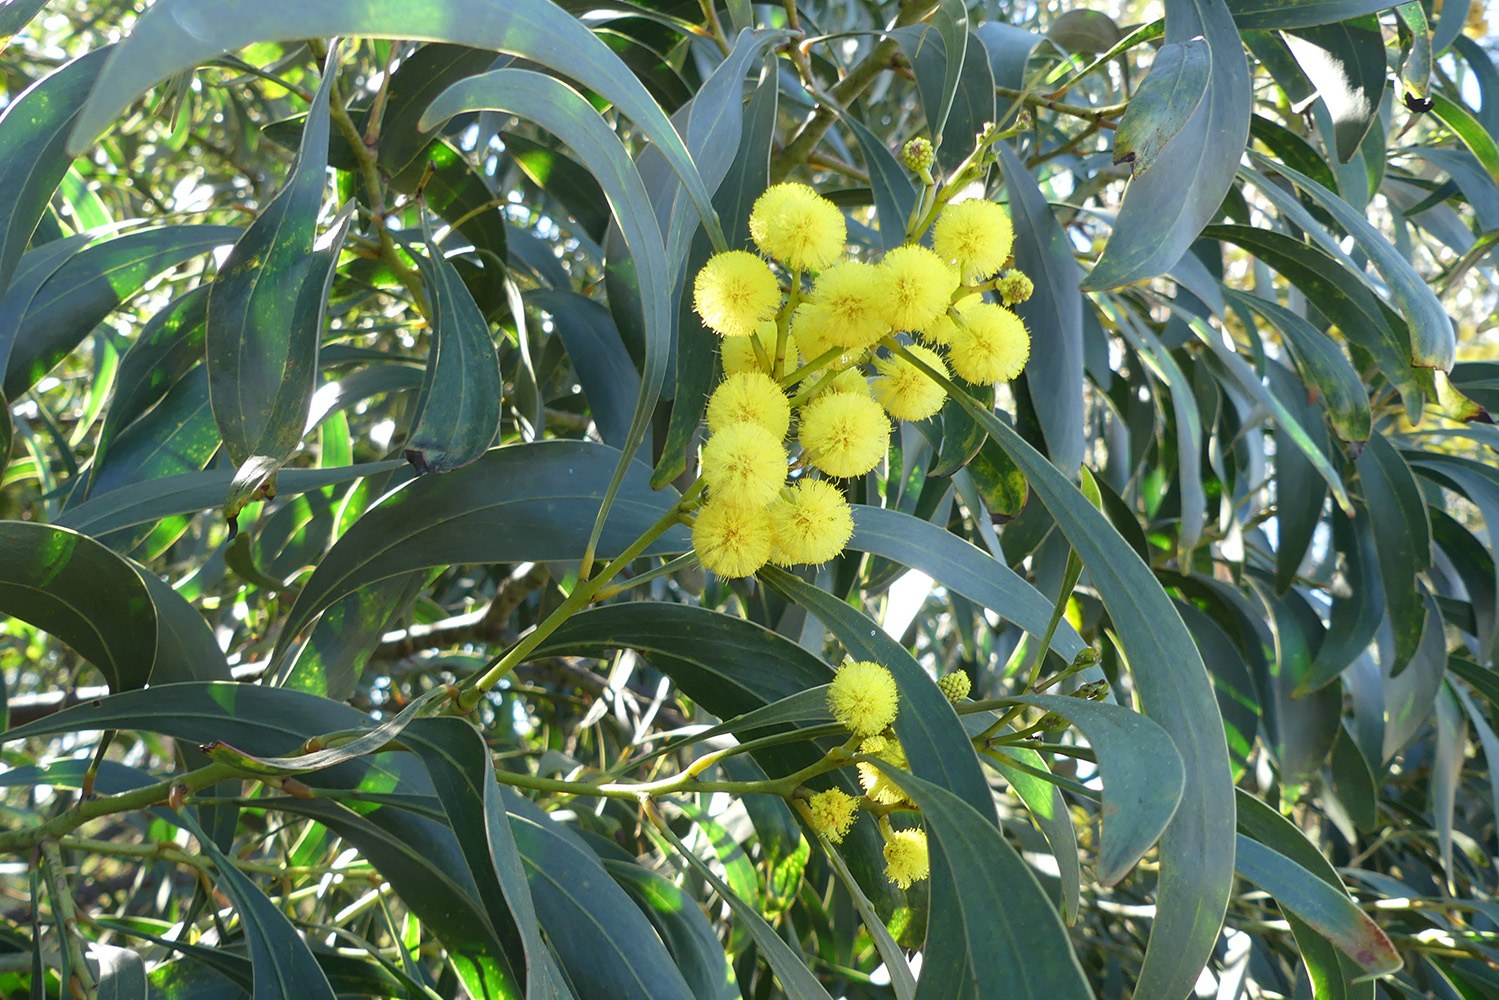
left=807, top=261, right=893, bottom=350
left=936, top=671, right=971, bottom=703
left=871, top=344, right=948, bottom=421
left=806, top=788, right=859, bottom=844
left=693, top=251, right=781, bottom=338
left=770, top=478, right=854, bottom=565
left=692, top=499, right=773, bottom=578
left=721, top=322, right=791, bottom=376
left=798, top=391, right=889, bottom=478
left=915, top=293, right=980, bottom=345
left=883, top=828, right=931, bottom=889
left=749, top=183, right=847, bottom=272
left=933, top=199, right=1015, bottom=281
left=882, top=245, right=959, bottom=331
left=947, top=302, right=1030, bottom=384
left=700, top=422, right=787, bottom=507
left=812, top=366, right=870, bottom=398
left=707, top=372, right=792, bottom=439
left=858, top=734, right=910, bottom=806
left=828, top=660, right=899, bottom=736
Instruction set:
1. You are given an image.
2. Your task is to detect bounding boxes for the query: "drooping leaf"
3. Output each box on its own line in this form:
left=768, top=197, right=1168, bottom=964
left=1111, top=37, right=1210, bottom=174
left=1283, top=17, right=1387, bottom=163
left=531, top=290, right=639, bottom=450
left=1357, top=430, right=1432, bottom=673
left=1226, top=0, right=1398, bottom=28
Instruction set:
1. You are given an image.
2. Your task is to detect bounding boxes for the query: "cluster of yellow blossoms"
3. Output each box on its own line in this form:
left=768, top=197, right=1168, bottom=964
left=800, top=657, right=971, bottom=889
left=689, top=179, right=1032, bottom=579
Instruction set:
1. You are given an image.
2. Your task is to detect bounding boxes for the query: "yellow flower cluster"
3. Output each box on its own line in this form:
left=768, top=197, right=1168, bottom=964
left=828, top=660, right=899, bottom=736
left=687, top=179, right=1031, bottom=580
left=883, top=827, right=930, bottom=889
left=805, top=787, right=859, bottom=844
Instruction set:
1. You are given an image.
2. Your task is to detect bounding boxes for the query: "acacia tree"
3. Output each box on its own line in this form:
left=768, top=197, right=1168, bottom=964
left=2, top=0, right=1498, bottom=996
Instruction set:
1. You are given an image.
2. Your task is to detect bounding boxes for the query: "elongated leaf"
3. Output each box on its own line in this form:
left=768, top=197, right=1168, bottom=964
left=985, top=744, right=1082, bottom=923
left=1235, top=835, right=1402, bottom=977
left=0, top=0, right=51, bottom=39
left=922, top=358, right=1233, bottom=1000
left=0, top=522, right=156, bottom=693
left=278, top=571, right=428, bottom=701
left=421, top=67, right=670, bottom=568
left=275, top=441, right=688, bottom=655
left=1001, top=694, right=1185, bottom=885
left=532, top=290, right=639, bottom=449
left=89, top=366, right=217, bottom=500
left=1085, top=0, right=1250, bottom=290
left=177, top=811, right=336, bottom=1000
left=208, top=49, right=336, bottom=510
left=54, top=461, right=405, bottom=538
left=1227, top=0, right=1396, bottom=28
left=607, top=862, right=739, bottom=1000
left=405, top=231, right=501, bottom=473
left=867, top=766, right=1093, bottom=1000
left=1357, top=431, right=1431, bottom=672
left=1284, top=17, right=1386, bottom=163
left=1000, top=143, right=1085, bottom=475
left=1112, top=37, right=1210, bottom=174
left=842, top=111, right=918, bottom=248
left=1, top=225, right=237, bottom=400
left=0, top=46, right=109, bottom=296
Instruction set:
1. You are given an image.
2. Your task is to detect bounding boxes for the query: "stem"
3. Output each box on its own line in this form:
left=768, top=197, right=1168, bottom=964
left=458, top=482, right=705, bottom=707
left=994, top=85, right=1128, bottom=124
left=40, top=841, right=95, bottom=997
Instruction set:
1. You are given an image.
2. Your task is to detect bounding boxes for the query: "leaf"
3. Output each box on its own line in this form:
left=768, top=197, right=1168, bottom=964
left=1249, top=151, right=1456, bottom=370
left=847, top=505, right=1088, bottom=661
left=841, top=111, right=918, bottom=249
left=1429, top=91, right=1499, bottom=185
left=1235, top=835, right=1402, bottom=978
left=207, top=49, right=339, bottom=512
left=277, top=571, right=427, bottom=701
left=0, top=46, right=109, bottom=296
left=1112, top=37, right=1210, bottom=174
left=892, top=11, right=991, bottom=174
left=866, top=766, right=1094, bottom=1000
left=399, top=718, right=574, bottom=1000
left=89, top=366, right=218, bottom=501
left=421, top=66, right=670, bottom=569
left=136, top=566, right=231, bottom=685
left=606, top=862, right=739, bottom=1000
left=999, top=143, right=1085, bottom=475
left=1262, top=591, right=1341, bottom=786
left=275, top=442, right=688, bottom=656
left=1283, top=17, right=1387, bottom=163
left=90, top=943, right=147, bottom=1000
left=983, top=744, right=1082, bottom=923
left=176, top=811, right=337, bottom=1000
left=1357, top=431, right=1432, bottom=673
left=925, top=362, right=1234, bottom=1000
left=1001, top=694, right=1185, bottom=886
left=0, top=225, right=237, bottom=400
left=531, top=290, right=639, bottom=449
left=0, top=0, right=51, bottom=40
left=1395, top=2, right=1431, bottom=98
left=0, top=522, right=156, bottom=693
left=1084, top=0, right=1250, bottom=290
left=53, top=461, right=405, bottom=539
left=1224, top=288, right=1371, bottom=442
left=1226, top=0, right=1397, bottom=28
left=405, top=228, right=502, bottom=473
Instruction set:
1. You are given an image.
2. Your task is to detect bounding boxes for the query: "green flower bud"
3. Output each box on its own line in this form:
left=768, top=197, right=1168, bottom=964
left=902, top=137, right=935, bottom=174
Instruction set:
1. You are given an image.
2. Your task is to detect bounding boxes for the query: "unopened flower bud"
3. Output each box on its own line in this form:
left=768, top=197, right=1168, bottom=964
left=936, top=671, right=971, bottom=703
left=902, top=137, right=935, bottom=175
left=997, top=271, right=1034, bottom=306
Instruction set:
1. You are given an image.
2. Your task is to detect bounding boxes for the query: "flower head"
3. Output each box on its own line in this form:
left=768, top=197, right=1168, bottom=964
left=707, top=372, right=792, bottom=439
left=770, top=478, right=854, bottom=565
left=883, top=828, right=930, bottom=889
left=721, top=322, right=793, bottom=376
left=798, top=391, right=888, bottom=478
left=812, top=366, right=870, bottom=398
left=692, top=499, right=773, bottom=578
left=915, top=293, right=980, bottom=346
left=749, top=183, right=847, bottom=272
left=947, top=302, right=1030, bottom=384
left=828, top=660, right=899, bottom=736
left=807, top=261, right=893, bottom=350
left=700, top=422, right=787, bottom=506
left=858, top=734, right=910, bottom=805
left=881, top=245, right=959, bottom=331
left=936, top=671, right=971, bottom=703
left=997, top=270, right=1034, bottom=306
left=871, top=344, right=948, bottom=421
left=933, top=199, right=1014, bottom=282
left=693, top=251, right=781, bottom=338
left=806, top=788, right=859, bottom=844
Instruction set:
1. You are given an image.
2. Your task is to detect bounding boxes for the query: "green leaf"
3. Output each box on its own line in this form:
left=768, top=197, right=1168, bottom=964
left=1395, top=2, right=1432, bottom=97
left=90, top=943, right=147, bottom=1000
left=0, top=46, right=108, bottom=296
left=847, top=505, right=1088, bottom=661
left=1112, top=37, right=1210, bottom=174
left=1084, top=0, right=1250, bottom=290
left=275, top=442, right=688, bottom=657
left=1430, top=91, right=1499, bottom=185
left=866, top=766, right=1093, bottom=1000
left=1235, top=833, right=1402, bottom=978
left=983, top=744, right=1082, bottom=923
left=89, top=366, right=217, bottom=501
left=0, top=522, right=156, bottom=693
left=1000, top=143, right=1085, bottom=475
left=1, top=225, right=237, bottom=400
left=1250, top=151, right=1455, bottom=370
left=0, top=0, right=51, bottom=39
left=928, top=366, right=1234, bottom=1000
left=1284, top=17, right=1387, bottom=163
left=531, top=290, right=639, bottom=449
left=1227, top=0, right=1397, bottom=28
left=1357, top=430, right=1432, bottom=673
left=1000, top=694, right=1185, bottom=886
left=277, top=571, right=427, bottom=701
left=405, top=228, right=501, bottom=473
left=208, top=49, right=340, bottom=511
left=176, top=811, right=337, bottom=1000
left=606, top=862, right=739, bottom=1000
left=53, top=461, right=404, bottom=539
